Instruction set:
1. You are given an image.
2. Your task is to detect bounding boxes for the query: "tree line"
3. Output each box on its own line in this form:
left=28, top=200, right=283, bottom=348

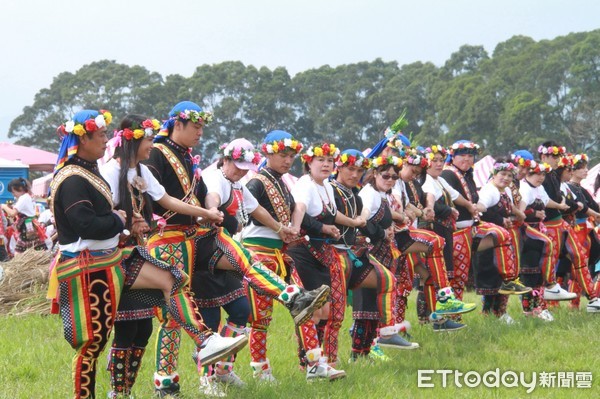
left=9, top=29, right=600, bottom=166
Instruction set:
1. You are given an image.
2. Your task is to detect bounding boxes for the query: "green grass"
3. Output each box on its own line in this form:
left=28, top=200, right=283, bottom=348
left=1, top=292, right=599, bottom=398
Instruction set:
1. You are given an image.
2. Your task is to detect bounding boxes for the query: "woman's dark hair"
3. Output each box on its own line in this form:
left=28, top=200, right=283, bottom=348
left=572, top=159, right=588, bottom=171
left=363, top=164, right=401, bottom=191
left=114, top=114, right=153, bottom=229
left=594, top=173, right=600, bottom=195
left=8, top=177, right=30, bottom=193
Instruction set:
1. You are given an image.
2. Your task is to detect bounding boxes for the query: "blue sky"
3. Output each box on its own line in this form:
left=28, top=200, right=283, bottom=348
left=1, top=0, right=598, bottom=146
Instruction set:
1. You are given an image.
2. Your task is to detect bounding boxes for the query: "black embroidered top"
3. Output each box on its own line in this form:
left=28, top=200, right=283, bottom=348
left=53, top=156, right=124, bottom=245
left=145, top=138, right=207, bottom=226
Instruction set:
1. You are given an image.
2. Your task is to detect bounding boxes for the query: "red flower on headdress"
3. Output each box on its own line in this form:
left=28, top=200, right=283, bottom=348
left=277, top=141, right=285, bottom=151
left=141, top=119, right=154, bottom=129
left=85, top=119, right=98, bottom=132
left=123, top=128, right=134, bottom=140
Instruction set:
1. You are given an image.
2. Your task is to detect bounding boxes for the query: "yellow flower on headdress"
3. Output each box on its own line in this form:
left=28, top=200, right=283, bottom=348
left=314, top=147, right=324, bottom=157
left=102, top=111, right=113, bottom=125
left=73, top=124, right=86, bottom=136
left=152, top=119, right=161, bottom=130
left=133, top=129, right=145, bottom=139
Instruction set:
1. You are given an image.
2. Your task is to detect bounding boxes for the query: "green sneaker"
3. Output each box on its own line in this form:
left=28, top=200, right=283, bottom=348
left=368, top=343, right=391, bottom=362
left=435, top=298, right=477, bottom=315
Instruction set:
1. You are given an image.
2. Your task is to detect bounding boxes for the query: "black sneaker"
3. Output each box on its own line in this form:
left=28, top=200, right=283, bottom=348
left=287, top=285, right=330, bottom=326
left=432, top=319, right=467, bottom=332
left=498, top=279, right=532, bottom=295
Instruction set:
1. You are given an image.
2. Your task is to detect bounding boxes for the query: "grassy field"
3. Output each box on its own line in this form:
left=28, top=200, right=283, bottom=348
left=1, top=292, right=599, bottom=399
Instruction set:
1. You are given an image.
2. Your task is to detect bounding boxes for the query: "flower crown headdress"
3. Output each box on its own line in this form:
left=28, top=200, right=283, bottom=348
left=423, top=145, right=448, bottom=160
left=557, top=154, right=573, bottom=168
left=511, top=154, right=533, bottom=168
left=572, top=153, right=588, bottom=167
left=449, top=141, right=481, bottom=155
left=491, top=162, right=516, bottom=175
left=219, top=143, right=262, bottom=166
left=404, top=153, right=429, bottom=169
left=337, top=152, right=371, bottom=169
left=262, top=138, right=303, bottom=154
left=58, top=109, right=113, bottom=137
left=371, top=156, right=403, bottom=169
left=537, top=144, right=566, bottom=156
left=528, top=161, right=552, bottom=174
left=301, top=143, right=340, bottom=163
left=113, top=119, right=161, bottom=146
left=172, top=109, right=213, bottom=125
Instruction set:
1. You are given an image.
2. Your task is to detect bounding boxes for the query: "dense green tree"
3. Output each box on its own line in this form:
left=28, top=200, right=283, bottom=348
left=9, top=29, right=600, bottom=164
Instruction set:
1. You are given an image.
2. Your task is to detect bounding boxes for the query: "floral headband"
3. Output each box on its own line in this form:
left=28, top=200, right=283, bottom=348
left=449, top=141, right=481, bottom=155
left=219, top=143, right=262, bottom=166
left=337, top=153, right=371, bottom=168
left=114, top=119, right=161, bottom=146
left=404, top=153, right=429, bottom=168
left=262, top=138, right=303, bottom=154
left=511, top=154, right=533, bottom=168
left=528, top=161, right=552, bottom=174
left=371, top=156, right=403, bottom=168
left=301, top=143, right=340, bottom=163
left=173, top=109, right=214, bottom=125
left=491, top=162, right=516, bottom=175
left=423, top=145, right=448, bottom=160
left=557, top=154, right=573, bottom=168
left=572, top=153, right=588, bottom=167
left=537, top=144, right=566, bottom=156
left=58, top=109, right=112, bottom=136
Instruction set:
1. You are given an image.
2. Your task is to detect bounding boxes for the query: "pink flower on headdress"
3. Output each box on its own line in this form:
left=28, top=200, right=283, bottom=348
left=231, top=148, right=242, bottom=159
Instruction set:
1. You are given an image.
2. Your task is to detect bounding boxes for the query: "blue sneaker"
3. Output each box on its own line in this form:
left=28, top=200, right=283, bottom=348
left=377, top=335, right=419, bottom=350
left=432, top=319, right=467, bottom=332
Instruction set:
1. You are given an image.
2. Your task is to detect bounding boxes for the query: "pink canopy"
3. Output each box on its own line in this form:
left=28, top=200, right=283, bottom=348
left=0, top=142, right=57, bottom=172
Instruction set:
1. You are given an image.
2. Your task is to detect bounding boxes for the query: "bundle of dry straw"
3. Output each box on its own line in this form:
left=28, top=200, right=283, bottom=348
left=0, top=249, right=53, bottom=316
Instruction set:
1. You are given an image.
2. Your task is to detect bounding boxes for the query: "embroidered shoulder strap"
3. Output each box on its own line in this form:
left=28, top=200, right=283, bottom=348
left=49, top=164, right=114, bottom=213
left=154, top=143, right=200, bottom=213
left=444, top=164, right=473, bottom=203
left=253, top=173, right=291, bottom=226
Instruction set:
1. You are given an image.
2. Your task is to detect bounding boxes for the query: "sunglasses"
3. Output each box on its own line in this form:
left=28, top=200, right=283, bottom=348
left=379, top=174, right=400, bottom=181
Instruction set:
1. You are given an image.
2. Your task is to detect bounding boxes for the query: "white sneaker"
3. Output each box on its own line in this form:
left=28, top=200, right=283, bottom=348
left=498, top=313, right=516, bottom=325
left=543, top=284, right=577, bottom=301
left=250, top=359, right=278, bottom=384
left=586, top=298, right=600, bottom=313
left=306, top=357, right=346, bottom=382
left=197, top=334, right=248, bottom=366
left=214, top=371, right=247, bottom=388
left=537, top=309, right=554, bottom=322
left=199, top=375, right=227, bottom=397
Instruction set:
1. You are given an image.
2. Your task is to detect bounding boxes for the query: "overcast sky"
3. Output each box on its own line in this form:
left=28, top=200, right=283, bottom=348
left=1, top=0, right=598, bottom=145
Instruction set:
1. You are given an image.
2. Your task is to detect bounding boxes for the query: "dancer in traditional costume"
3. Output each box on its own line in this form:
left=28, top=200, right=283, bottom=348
left=145, top=102, right=330, bottom=395
left=2, top=178, right=48, bottom=253
left=330, top=149, right=407, bottom=361
left=563, top=154, right=600, bottom=308
left=517, top=158, right=576, bottom=321
left=50, top=110, right=247, bottom=399
left=440, top=140, right=530, bottom=318
left=538, top=142, right=600, bottom=313
left=419, top=145, right=479, bottom=330
left=475, top=160, right=532, bottom=322
left=288, top=142, right=368, bottom=379
left=197, top=138, right=298, bottom=392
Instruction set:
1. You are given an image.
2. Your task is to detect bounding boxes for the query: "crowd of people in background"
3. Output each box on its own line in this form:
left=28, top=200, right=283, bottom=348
left=10, top=100, right=599, bottom=399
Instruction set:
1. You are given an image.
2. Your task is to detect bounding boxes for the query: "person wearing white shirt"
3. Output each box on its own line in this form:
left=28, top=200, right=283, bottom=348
left=517, top=160, right=576, bottom=320
left=2, top=177, right=47, bottom=253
